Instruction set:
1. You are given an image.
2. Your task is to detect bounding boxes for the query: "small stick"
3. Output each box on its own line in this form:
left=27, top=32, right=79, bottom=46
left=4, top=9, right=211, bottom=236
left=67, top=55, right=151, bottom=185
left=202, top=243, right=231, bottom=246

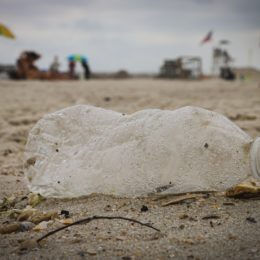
left=152, top=190, right=218, bottom=201
left=37, top=215, right=160, bottom=243
left=161, top=194, right=198, bottom=207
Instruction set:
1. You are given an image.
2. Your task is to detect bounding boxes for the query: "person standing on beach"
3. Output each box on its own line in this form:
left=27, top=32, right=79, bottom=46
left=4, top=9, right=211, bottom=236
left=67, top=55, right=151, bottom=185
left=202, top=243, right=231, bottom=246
left=81, top=58, right=90, bottom=79
left=49, top=56, right=60, bottom=73
left=69, top=60, right=76, bottom=78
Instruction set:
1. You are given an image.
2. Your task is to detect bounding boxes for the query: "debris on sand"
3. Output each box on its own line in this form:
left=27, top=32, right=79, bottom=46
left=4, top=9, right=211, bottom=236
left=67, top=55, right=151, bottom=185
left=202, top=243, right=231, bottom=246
left=246, top=217, right=257, bottom=223
left=202, top=215, right=220, bottom=220
left=161, top=194, right=198, bottom=207
left=60, top=210, right=70, bottom=218
left=27, top=193, right=45, bottom=207
left=140, top=205, right=149, bottom=212
left=0, top=222, right=21, bottom=234
left=0, top=191, right=60, bottom=237
left=228, top=114, right=257, bottom=121
left=25, top=105, right=259, bottom=198
left=225, top=180, right=260, bottom=199
left=33, top=220, right=53, bottom=231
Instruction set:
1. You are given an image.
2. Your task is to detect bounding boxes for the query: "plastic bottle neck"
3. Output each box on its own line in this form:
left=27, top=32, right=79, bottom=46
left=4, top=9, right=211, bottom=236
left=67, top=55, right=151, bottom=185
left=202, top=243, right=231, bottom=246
left=250, top=137, right=260, bottom=179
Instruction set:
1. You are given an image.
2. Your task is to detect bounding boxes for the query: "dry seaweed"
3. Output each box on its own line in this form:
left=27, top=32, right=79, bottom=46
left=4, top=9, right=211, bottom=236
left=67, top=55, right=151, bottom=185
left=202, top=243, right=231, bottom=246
left=226, top=180, right=260, bottom=199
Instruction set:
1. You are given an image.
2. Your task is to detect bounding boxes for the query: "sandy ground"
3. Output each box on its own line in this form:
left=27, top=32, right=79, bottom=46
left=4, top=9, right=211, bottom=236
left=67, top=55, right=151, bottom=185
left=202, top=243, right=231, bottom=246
left=0, top=78, right=260, bottom=259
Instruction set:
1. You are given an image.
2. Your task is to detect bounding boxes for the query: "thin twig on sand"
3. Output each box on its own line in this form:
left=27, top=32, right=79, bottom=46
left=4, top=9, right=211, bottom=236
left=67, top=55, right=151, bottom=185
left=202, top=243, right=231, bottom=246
left=37, top=215, right=160, bottom=243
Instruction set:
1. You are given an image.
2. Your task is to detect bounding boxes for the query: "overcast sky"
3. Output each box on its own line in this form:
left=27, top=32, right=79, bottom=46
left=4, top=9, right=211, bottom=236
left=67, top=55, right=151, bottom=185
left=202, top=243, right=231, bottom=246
left=1, top=0, right=260, bottom=73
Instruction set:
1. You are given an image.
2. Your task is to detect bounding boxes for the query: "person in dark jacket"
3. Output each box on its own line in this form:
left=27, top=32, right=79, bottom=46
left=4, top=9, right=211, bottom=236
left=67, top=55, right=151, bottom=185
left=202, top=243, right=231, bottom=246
left=81, top=58, right=90, bottom=79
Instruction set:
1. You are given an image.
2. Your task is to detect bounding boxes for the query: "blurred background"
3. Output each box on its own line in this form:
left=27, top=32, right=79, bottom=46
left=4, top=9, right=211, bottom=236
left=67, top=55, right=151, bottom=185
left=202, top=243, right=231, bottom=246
left=0, top=0, right=260, bottom=77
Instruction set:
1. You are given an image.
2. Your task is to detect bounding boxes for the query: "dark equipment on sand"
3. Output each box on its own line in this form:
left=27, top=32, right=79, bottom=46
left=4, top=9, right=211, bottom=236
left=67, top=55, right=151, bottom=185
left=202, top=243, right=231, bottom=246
left=159, top=56, right=202, bottom=79
left=212, top=48, right=236, bottom=81
left=220, top=67, right=236, bottom=81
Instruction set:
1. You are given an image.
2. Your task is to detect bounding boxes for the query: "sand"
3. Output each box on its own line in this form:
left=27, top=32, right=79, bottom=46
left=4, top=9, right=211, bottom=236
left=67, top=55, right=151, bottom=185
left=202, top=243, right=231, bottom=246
left=0, top=78, right=260, bottom=259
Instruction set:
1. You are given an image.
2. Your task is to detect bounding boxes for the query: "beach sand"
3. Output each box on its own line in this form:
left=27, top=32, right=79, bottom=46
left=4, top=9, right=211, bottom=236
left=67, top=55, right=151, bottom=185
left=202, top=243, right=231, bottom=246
left=0, top=78, right=260, bottom=259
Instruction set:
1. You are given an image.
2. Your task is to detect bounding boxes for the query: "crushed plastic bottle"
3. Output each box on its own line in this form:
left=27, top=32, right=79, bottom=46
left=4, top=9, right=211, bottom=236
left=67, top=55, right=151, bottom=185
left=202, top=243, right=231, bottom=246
left=24, top=105, right=260, bottom=198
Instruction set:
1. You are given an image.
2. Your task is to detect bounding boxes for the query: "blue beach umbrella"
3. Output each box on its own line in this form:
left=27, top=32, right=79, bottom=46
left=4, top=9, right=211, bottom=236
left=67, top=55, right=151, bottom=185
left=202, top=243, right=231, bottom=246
left=67, top=54, right=87, bottom=63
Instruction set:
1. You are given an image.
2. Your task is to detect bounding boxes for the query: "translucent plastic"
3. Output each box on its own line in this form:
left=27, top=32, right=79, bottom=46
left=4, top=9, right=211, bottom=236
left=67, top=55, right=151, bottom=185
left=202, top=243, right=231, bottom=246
left=24, top=105, right=259, bottom=198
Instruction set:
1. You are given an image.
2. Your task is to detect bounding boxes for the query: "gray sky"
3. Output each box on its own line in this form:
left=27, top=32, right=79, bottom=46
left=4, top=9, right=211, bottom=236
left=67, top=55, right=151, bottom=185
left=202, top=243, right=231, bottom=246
left=1, top=0, right=260, bottom=73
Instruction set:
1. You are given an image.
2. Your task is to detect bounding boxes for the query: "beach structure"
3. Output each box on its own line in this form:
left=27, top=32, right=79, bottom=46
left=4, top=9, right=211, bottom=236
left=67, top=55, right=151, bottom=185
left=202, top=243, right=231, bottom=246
left=212, top=47, right=235, bottom=80
left=0, top=64, right=16, bottom=78
left=159, top=56, right=202, bottom=79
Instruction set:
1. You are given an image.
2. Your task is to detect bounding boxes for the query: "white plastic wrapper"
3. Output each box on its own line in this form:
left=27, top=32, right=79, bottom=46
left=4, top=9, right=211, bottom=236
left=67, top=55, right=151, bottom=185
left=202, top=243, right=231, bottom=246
left=24, top=105, right=260, bottom=198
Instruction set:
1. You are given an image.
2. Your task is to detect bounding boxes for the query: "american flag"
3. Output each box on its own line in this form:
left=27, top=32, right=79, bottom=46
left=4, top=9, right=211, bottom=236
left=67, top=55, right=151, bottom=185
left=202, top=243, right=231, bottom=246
left=201, top=31, right=213, bottom=44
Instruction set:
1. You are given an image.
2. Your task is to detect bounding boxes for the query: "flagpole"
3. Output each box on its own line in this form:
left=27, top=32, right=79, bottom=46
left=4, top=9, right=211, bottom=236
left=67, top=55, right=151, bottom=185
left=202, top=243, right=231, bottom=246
left=248, top=48, right=252, bottom=69
left=212, top=40, right=220, bottom=76
left=200, top=30, right=214, bottom=76
left=211, top=45, right=215, bottom=76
